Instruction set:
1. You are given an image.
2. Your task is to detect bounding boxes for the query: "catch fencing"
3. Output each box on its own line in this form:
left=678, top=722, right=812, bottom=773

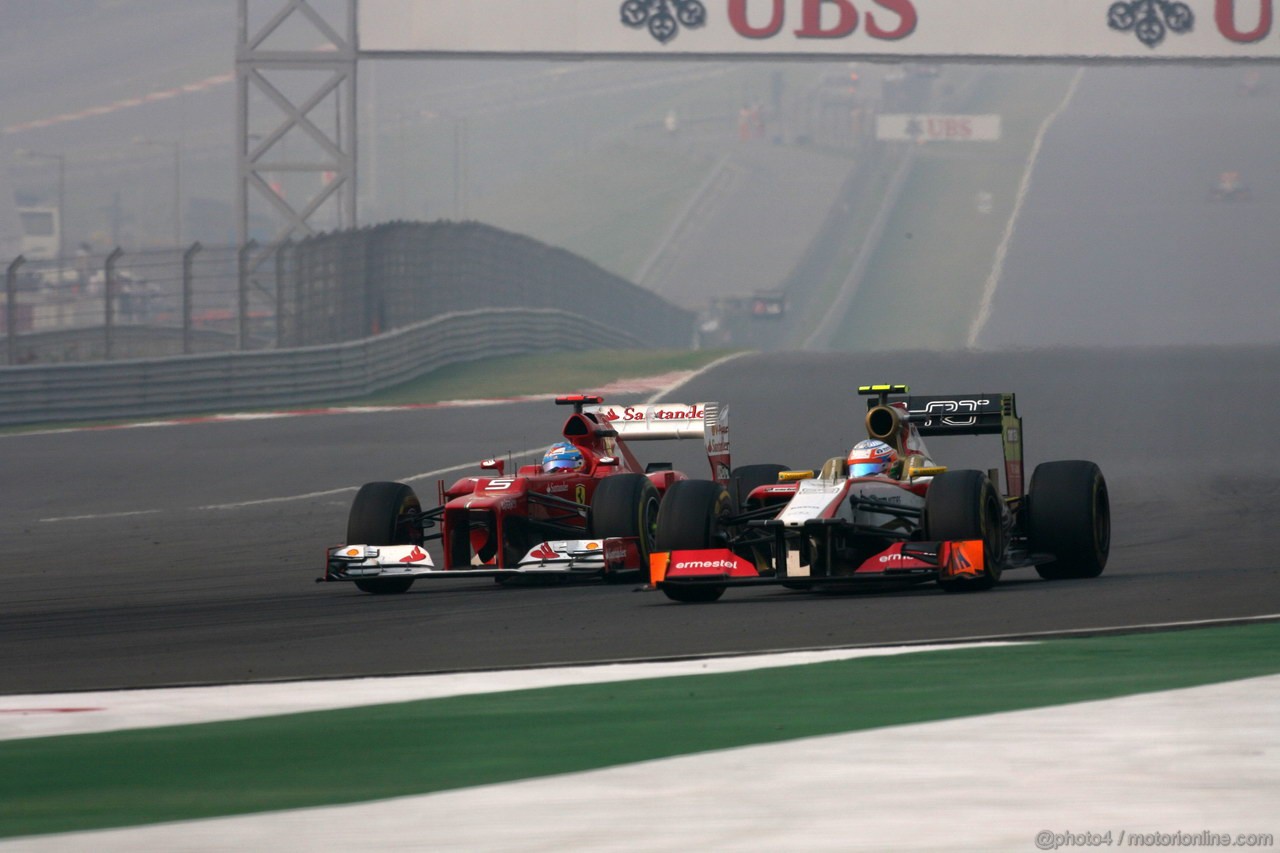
left=3, top=221, right=693, bottom=366
left=281, top=221, right=693, bottom=347
left=1, top=222, right=694, bottom=425
left=3, top=245, right=249, bottom=365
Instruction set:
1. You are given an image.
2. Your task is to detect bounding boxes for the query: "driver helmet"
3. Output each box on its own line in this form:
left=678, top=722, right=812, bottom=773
left=847, top=439, right=898, bottom=478
left=542, top=442, right=585, bottom=473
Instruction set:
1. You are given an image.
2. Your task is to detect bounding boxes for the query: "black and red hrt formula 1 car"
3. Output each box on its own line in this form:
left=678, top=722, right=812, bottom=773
left=649, top=384, right=1110, bottom=603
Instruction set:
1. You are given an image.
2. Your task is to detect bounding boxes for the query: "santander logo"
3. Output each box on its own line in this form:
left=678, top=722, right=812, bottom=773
left=613, top=405, right=705, bottom=421
left=399, top=546, right=427, bottom=564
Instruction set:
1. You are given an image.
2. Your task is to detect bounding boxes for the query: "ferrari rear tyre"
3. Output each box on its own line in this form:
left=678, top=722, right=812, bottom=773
left=730, top=463, right=789, bottom=510
left=1029, top=460, right=1110, bottom=580
left=346, top=481, right=420, bottom=594
left=653, top=479, right=731, bottom=603
left=590, top=474, right=661, bottom=561
left=925, top=470, right=1005, bottom=593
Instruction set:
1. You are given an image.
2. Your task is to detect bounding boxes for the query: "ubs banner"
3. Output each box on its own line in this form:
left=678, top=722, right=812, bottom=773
left=359, top=0, right=1280, bottom=60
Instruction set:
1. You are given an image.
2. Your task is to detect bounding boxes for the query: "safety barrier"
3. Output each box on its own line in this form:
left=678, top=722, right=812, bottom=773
left=0, top=308, right=642, bottom=427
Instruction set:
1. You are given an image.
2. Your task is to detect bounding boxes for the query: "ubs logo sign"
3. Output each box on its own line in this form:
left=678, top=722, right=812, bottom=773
left=1107, top=0, right=1195, bottom=48
left=618, top=0, right=1270, bottom=52
left=621, top=0, right=707, bottom=44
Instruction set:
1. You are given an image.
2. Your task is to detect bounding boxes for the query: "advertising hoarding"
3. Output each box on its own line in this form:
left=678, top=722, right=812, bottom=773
left=358, top=1, right=1280, bottom=61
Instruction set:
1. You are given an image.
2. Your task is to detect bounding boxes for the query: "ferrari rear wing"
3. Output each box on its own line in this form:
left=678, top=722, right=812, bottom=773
left=585, top=402, right=731, bottom=484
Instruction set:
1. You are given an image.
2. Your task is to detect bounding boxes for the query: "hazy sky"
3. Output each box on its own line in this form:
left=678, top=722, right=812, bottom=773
left=3, top=2, right=1277, bottom=347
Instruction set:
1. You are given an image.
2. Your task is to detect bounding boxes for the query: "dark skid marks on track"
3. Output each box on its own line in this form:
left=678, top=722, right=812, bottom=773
left=1, top=347, right=1279, bottom=693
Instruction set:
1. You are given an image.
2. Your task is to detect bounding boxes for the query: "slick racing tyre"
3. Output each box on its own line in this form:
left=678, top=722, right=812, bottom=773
left=653, top=479, right=731, bottom=602
left=1028, top=460, right=1110, bottom=580
left=729, top=463, right=789, bottom=511
left=925, top=470, right=1005, bottom=593
left=730, top=463, right=790, bottom=578
left=346, top=481, right=420, bottom=594
left=590, top=473, right=661, bottom=565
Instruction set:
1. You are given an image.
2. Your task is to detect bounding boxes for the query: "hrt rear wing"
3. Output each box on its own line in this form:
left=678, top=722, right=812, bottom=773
left=859, top=385, right=1024, bottom=497
left=584, top=402, right=731, bottom=485
left=905, top=394, right=1015, bottom=438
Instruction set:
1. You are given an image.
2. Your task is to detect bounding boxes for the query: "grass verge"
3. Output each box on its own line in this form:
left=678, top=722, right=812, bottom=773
left=4, top=621, right=1278, bottom=838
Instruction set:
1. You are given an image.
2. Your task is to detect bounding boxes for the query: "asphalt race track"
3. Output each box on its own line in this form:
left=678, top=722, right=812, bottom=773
left=2, top=346, right=1278, bottom=695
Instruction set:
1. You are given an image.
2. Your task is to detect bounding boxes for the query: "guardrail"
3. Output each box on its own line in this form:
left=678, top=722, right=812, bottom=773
left=5, top=223, right=695, bottom=366
left=0, top=308, right=643, bottom=427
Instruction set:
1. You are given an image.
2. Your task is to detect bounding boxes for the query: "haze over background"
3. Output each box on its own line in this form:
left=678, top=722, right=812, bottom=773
left=3, top=0, right=1277, bottom=350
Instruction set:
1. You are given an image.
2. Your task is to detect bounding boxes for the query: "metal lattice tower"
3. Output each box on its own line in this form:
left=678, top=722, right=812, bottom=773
left=236, top=0, right=357, bottom=277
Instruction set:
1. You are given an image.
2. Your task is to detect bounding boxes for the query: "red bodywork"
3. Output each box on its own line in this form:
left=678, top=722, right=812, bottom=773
left=439, top=396, right=729, bottom=570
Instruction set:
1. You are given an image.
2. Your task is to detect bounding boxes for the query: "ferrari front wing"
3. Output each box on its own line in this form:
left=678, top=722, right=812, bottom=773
left=322, top=537, right=645, bottom=584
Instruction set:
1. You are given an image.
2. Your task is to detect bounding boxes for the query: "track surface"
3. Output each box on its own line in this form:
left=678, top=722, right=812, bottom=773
left=3, top=348, right=1278, bottom=695
left=981, top=66, right=1280, bottom=349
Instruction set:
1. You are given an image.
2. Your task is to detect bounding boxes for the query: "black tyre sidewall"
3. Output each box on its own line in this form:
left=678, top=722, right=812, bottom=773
left=925, top=469, right=1004, bottom=591
left=589, top=473, right=661, bottom=559
left=729, top=463, right=790, bottom=510
left=346, top=481, right=420, bottom=594
left=1029, top=460, right=1110, bottom=579
left=348, top=481, right=420, bottom=544
left=662, top=584, right=726, bottom=603
left=654, top=479, right=730, bottom=551
left=654, top=479, right=731, bottom=603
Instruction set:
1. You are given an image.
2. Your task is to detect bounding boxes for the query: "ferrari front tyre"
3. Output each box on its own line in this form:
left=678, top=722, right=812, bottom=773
left=1028, top=460, right=1110, bottom=580
left=590, top=473, right=661, bottom=561
left=653, top=479, right=731, bottom=602
left=346, top=481, right=420, bottom=594
left=925, top=470, right=1005, bottom=593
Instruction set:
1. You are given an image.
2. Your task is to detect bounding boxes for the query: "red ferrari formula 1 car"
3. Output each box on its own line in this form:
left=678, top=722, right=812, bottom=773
left=649, top=384, right=1110, bottom=603
left=321, top=395, right=730, bottom=594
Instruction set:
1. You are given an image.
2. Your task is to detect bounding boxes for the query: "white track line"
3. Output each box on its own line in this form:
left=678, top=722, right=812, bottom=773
left=7, top=675, right=1277, bottom=851
left=967, top=68, right=1085, bottom=349
left=34, top=357, right=751, bottom=522
left=37, top=509, right=163, bottom=523
left=642, top=351, right=750, bottom=404
left=6, top=614, right=1277, bottom=740
left=2, top=73, right=232, bottom=136
left=0, top=642, right=1015, bottom=741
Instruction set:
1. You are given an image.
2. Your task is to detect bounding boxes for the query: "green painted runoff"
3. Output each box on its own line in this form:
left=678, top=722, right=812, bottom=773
left=4, top=621, right=1278, bottom=839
